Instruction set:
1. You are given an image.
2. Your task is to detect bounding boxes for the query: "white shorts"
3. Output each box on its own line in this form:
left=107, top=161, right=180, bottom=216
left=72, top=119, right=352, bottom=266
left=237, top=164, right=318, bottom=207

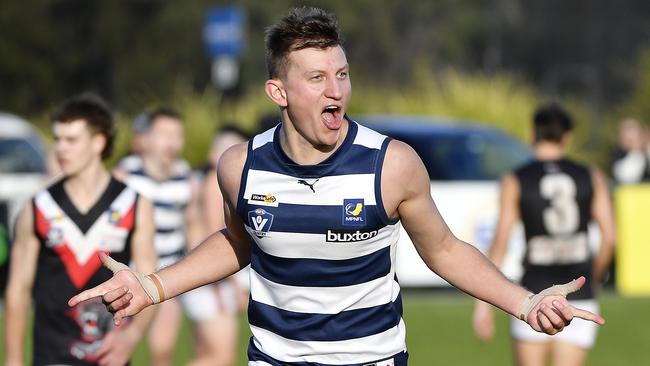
left=510, top=299, right=599, bottom=349
left=179, top=268, right=249, bottom=321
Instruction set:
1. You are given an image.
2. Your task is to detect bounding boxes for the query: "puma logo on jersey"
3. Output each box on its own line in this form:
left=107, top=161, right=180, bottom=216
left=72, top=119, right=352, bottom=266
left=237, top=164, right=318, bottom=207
left=297, top=178, right=319, bottom=193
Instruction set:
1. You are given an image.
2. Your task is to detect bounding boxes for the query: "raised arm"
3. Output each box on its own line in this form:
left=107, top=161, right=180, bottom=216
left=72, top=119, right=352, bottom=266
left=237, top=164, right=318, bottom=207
left=69, top=142, right=253, bottom=324
left=382, top=140, right=603, bottom=334
left=4, top=202, right=40, bottom=366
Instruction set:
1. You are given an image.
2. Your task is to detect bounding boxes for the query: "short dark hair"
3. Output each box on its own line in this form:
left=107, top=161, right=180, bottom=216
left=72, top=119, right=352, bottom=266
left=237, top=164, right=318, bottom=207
left=533, top=102, right=574, bottom=143
left=265, top=7, right=343, bottom=79
left=51, top=92, right=115, bottom=160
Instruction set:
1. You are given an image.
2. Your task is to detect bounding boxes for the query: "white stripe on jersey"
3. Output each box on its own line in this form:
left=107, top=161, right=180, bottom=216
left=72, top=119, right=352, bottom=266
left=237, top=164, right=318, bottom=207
left=154, top=207, right=185, bottom=230
left=352, top=124, right=387, bottom=149
left=251, top=127, right=276, bottom=150
left=243, top=170, right=377, bottom=206
left=154, top=231, right=185, bottom=254
left=126, top=175, right=191, bottom=204
left=250, top=319, right=406, bottom=365
left=244, top=224, right=399, bottom=260
left=34, top=187, right=135, bottom=263
left=250, top=269, right=400, bottom=314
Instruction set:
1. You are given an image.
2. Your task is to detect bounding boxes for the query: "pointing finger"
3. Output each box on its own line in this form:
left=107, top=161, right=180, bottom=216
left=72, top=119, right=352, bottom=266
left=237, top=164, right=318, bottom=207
left=572, top=307, right=606, bottom=325
left=68, top=282, right=113, bottom=307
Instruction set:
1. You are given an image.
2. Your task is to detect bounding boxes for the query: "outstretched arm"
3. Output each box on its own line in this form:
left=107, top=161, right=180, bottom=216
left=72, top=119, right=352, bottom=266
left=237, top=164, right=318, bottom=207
left=382, top=140, right=604, bottom=334
left=69, top=143, right=252, bottom=324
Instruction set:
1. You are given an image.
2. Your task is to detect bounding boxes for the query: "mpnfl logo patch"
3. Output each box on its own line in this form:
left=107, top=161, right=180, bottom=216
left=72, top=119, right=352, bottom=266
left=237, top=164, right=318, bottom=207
left=248, top=208, right=274, bottom=238
left=342, top=198, right=365, bottom=226
left=107, top=209, right=121, bottom=225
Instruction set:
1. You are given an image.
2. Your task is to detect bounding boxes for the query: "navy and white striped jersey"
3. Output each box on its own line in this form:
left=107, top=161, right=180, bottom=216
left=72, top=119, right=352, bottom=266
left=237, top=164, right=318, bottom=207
left=119, top=155, right=192, bottom=266
left=237, top=120, right=407, bottom=365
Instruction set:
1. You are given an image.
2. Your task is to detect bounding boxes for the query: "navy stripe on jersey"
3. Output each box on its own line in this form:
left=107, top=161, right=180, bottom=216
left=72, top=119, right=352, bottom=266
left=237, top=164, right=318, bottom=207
left=250, top=143, right=383, bottom=178
left=374, top=137, right=398, bottom=226
left=251, top=243, right=390, bottom=287
left=248, top=295, right=403, bottom=342
left=248, top=342, right=409, bottom=366
left=127, top=168, right=188, bottom=182
left=240, top=203, right=386, bottom=234
left=153, top=201, right=188, bottom=210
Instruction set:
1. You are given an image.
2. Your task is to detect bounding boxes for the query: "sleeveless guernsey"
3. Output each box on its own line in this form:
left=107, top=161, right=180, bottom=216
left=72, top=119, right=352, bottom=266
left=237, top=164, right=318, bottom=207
left=119, top=155, right=191, bottom=267
left=515, top=159, right=594, bottom=300
left=238, top=121, right=408, bottom=365
left=32, top=177, right=137, bottom=365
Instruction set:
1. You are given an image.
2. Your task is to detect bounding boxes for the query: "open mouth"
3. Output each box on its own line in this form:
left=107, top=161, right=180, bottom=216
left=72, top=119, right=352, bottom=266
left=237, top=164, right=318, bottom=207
left=321, top=105, right=342, bottom=129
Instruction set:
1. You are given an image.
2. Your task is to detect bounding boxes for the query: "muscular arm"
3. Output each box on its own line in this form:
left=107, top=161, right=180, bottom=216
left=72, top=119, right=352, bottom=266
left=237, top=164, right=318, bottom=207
left=590, top=168, right=616, bottom=284
left=383, top=141, right=603, bottom=333
left=69, top=143, right=253, bottom=322
left=4, top=203, right=40, bottom=366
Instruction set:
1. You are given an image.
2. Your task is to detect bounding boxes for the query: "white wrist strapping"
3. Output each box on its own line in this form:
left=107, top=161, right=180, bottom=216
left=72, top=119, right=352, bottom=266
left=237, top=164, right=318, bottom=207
left=518, top=278, right=581, bottom=322
left=102, top=255, right=166, bottom=304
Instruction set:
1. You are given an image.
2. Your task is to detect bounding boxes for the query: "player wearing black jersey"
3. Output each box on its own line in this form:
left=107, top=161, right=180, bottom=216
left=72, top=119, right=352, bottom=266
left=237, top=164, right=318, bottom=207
left=473, top=103, right=616, bottom=366
left=4, top=94, right=157, bottom=366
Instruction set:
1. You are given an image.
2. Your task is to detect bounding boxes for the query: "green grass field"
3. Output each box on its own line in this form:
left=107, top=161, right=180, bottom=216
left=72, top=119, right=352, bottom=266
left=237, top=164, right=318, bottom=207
left=2, top=290, right=648, bottom=365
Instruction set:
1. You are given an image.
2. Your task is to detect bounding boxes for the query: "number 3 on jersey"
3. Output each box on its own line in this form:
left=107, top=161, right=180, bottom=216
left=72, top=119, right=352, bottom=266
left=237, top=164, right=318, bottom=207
left=540, top=173, right=579, bottom=235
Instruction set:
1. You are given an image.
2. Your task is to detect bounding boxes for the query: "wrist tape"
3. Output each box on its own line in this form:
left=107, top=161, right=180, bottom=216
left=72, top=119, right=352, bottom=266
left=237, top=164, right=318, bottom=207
left=102, top=255, right=166, bottom=304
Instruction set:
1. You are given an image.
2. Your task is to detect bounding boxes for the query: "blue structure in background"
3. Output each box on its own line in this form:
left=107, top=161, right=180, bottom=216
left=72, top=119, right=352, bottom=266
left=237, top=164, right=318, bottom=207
left=202, top=5, right=246, bottom=90
left=203, top=5, right=246, bottom=58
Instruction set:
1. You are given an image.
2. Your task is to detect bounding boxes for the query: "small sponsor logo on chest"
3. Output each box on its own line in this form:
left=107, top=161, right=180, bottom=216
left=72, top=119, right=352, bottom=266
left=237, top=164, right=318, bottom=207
left=326, top=229, right=379, bottom=243
left=248, top=193, right=279, bottom=207
left=343, top=198, right=365, bottom=226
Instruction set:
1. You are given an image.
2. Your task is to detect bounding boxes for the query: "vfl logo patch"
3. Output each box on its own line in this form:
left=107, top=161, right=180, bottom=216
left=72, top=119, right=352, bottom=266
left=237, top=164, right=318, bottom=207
left=343, top=198, right=365, bottom=226
left=326, top=229, right=378, bottom=243
left=248, top=193, right=279, bottom=207
left=248, top=208, right=274, bottom=238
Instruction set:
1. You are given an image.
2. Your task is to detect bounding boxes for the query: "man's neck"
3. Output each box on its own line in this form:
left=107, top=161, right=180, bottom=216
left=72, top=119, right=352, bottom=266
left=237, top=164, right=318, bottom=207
left=279, top=118, right=349, bottom=165
left=534, top=141, right=564, bottom=161
left=141, top=155, right=175, bottom=181
left=63, top=161, right=111, bottom=214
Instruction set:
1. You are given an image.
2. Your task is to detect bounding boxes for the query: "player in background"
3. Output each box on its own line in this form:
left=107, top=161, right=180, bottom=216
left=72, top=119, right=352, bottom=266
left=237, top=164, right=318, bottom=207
left=114, top=109, right=231, bottom=366
left=473, top=103, right=616, bottom=366
left=4, top=93, right=157, bottom=366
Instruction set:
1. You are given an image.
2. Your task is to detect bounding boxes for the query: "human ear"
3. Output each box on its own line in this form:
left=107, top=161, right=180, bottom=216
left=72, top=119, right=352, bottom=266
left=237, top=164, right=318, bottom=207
left=265, top=79, right=287, bottom=107
left=92, top=133, right=106, bottom=157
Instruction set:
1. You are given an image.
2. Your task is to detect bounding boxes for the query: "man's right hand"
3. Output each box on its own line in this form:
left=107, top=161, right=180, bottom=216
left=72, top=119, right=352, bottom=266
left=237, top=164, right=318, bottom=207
left=68, top=253, right=156, bottom=325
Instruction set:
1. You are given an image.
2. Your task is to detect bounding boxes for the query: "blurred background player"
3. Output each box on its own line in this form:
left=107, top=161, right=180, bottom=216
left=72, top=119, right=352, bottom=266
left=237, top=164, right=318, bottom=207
left=114, top=108, right=231, bottom=366
left=4, top=93, right=157, bottom=366
left=610, top=118, right=650, bottom=184
left=473, top=103, right=616, bottom=366
left=192, top=124, right=251, bottom=365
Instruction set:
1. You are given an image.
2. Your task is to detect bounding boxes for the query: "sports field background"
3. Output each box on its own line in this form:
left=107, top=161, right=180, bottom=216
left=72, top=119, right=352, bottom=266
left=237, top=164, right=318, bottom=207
left=1, top=290, right=648, bottom=365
